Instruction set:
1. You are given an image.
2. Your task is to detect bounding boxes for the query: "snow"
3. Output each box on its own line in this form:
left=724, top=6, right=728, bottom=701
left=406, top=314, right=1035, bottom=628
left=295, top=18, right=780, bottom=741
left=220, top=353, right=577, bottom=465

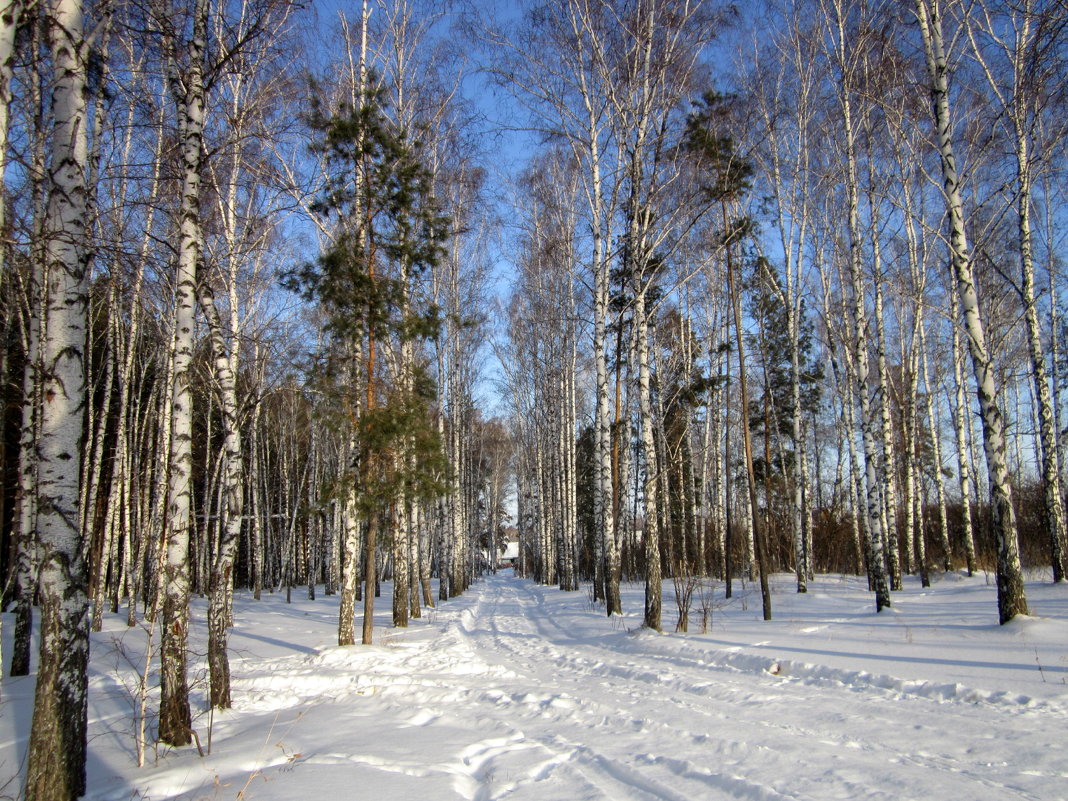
left=2, top=571, right=1067, bottom=800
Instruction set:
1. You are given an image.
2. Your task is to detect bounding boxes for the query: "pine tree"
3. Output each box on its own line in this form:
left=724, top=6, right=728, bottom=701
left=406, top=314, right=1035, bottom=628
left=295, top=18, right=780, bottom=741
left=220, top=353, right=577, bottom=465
left=686, top=91, right=773, bottom=620
left=747, top=255, right=823, bottom=582
left=294, top=74, right=449, bottom=645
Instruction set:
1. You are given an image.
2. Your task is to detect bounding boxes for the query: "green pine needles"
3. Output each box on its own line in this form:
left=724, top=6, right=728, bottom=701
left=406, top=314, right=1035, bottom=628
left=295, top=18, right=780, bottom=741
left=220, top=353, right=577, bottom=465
left=291, top=77, right=451, bottom=522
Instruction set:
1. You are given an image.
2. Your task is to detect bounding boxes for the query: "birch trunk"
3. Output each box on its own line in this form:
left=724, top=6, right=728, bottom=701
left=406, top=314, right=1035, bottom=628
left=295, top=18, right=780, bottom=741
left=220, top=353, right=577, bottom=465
left=830, top=0, right=891, bottom=610
left=436, top=401, right=450, bottom=600
left=560, top=319, right=579, bottom=591
left=392, top=255, right=413, bottom=626
left=915, top=0, right=1027, bottom=622
left=249, top=380, right=264, bottom=598
left=1015, top=135, right=1066, bottom=582
left=25, top=0, right=91, bottom=795
left=921, top=327, right=952, bottom=570
left=703, top=342, right=721, bottom=578
left=633, top=288, right=662, bottom=630
left=392, top=496, right=411, bottom=626
left=904, top=340, right=929, bottom=586
left=845, top=384, right=868, bottom=576
left=0, top=0, right=17, bottom=255
left=0, top=19, right=19, bottom=620
left=327, top=500, right=340, bottom=595
left=145, top=317, right=176, bottom=623
left=618, top=377, right=635, bottom=581
left=159, top=0, right=209, bottom=745
left=949, top=288, right=977, bottom=574
left=420, top=499, right=434, bottom=607
left=717, top=342, right=731, bottom=586
left=11, top=259, right=42, bottom=677
left=338, top=474, right=361, bottom=645
left=966, top=1, right=1066, bottom=583
left=1047, top=208, right=1065, bottom=505
left=88, top=301, right=117, bottom=631
left=11, top=6, right=48, bottom=677
left=362, top=311, right=378, bottom=645
left=0, top=4, right=19, bottom=660
left=588, top=92, right=620, bottom=613
left=873, top=257, right=902, bottom=588
left=197, top=280, right=244, bottom=708
left=409, top=501, right=422, bottom=617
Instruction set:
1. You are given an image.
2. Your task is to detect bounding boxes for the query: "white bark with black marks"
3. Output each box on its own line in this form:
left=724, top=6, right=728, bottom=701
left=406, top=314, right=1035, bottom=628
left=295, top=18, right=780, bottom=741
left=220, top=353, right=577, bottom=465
left=160, top=0, right=210, bottom=746
left=197, top=280, right=245, bottom=707
left=915, top=0, right=1027, bottom=623
left=824, top=0, right=890, bottom=611
left=25, top=0, right=91, bottom=796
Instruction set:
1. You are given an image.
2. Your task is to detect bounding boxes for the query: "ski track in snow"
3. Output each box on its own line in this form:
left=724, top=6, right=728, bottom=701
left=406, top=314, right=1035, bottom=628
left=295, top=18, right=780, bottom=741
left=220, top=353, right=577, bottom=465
left=2, top=573, right=1066, bottom=800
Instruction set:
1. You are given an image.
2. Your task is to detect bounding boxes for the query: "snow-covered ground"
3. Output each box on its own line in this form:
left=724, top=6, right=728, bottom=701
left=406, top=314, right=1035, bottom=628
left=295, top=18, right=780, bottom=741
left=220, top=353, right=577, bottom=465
left=2, top=571, right=1066, bottom=800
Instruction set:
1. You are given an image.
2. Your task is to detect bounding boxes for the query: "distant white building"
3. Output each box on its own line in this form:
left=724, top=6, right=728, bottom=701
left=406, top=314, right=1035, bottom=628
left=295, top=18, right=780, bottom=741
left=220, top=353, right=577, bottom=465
left=498, top=538, right=520, bottom=569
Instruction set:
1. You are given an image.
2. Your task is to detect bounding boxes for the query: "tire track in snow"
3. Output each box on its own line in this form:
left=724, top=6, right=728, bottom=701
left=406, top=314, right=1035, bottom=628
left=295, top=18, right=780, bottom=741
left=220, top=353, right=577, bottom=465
left=451, top=581, right=807, bottom=801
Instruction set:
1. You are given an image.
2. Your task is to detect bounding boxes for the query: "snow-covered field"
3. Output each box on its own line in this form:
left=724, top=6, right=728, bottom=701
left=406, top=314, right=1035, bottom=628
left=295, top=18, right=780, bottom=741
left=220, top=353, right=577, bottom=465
left=2, top=571, right=1066, bottom=800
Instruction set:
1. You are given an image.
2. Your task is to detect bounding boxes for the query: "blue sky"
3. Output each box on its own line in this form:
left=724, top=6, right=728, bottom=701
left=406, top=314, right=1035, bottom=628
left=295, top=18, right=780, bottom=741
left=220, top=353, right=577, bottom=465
left=305, top=0, right=534, bottom=417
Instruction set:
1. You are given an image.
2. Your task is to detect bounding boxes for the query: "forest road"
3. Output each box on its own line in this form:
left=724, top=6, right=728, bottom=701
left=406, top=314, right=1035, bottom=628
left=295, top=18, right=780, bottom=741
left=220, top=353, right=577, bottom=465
left=68, top=575, right=1066, bottom=801
left=414, top=574, right=1064, bottom=801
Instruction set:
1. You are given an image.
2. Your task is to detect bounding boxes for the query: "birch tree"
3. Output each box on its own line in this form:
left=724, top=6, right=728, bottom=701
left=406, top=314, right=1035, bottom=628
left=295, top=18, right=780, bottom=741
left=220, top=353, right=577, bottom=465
left=914, top=0, right=1028, bottom=622
left=198, top=280, right=245, bottom=707
left=964, top=0, right=1068, bottom=582
left=9, top=0, right=49, bottom=680
left=746, top=14, right=822, bottom=593
left=822, top=0, right=891, bottom=611
left=157, top=0, right=209, bottom=746
left=687, top=91, right=772, bottom=619
left=24, top=0, right=93, bottom=795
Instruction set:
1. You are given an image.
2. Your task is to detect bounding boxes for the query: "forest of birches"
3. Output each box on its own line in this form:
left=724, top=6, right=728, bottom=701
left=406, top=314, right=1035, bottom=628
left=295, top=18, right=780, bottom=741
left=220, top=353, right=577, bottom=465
left=3, top=0, right=1068, bottom=797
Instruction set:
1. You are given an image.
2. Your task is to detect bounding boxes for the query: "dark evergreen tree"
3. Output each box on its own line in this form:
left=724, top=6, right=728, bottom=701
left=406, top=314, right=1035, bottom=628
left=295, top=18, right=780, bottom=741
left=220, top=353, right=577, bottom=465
left=289, top=77, right=449, bottom=643
left=747, top=256, right=823, bottom=487
left=686, top=90, right=772, bottom=619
